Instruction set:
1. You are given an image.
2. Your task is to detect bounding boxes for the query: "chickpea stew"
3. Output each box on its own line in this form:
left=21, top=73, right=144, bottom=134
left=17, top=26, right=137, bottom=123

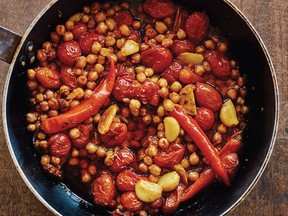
left=25, top=0, right=248, bottom=215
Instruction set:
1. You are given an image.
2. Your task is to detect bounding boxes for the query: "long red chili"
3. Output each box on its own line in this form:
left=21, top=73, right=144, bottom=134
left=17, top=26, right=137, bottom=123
left=42, top=60, right=116, bottom=134
left=181, top=135, right=242, bottom=202
left=169, top=105, right=230, bottom=186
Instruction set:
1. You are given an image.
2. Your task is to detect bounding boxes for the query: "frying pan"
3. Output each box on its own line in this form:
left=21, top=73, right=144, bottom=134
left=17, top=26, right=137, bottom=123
left=0, top=0, right=279, bottom=215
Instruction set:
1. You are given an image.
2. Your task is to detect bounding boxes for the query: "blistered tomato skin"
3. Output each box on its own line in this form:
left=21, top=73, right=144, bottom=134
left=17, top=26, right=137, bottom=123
left=57, top=40, right=81, bottom=66
left=35, top=67, right=61, bottom=89
left=141, top=45, right=173, bottom=73
left=71, top=124, right=92, bottom=149
left=171, top=40, right=196, bottom=56
left=60, top=66, right=78, bottom=89
left=205, top=51, right=232, bottom=78
left=92, top=173, right=116, bottom=207
left=48, top=133, right=71, bottom=158
left=143, top=0, right=176, bottom=18
left=116, top=169, right=146, bottom=192
left=194, top=107, right=215, bottom=131
left=72, top=22, right=87, bottom=40
left=185, top=12, right=209, bottom=43
left=78, top=32, right=105, bottom=55
left=162, top=184, right=186, bottom=215
left=222, top=153, right=239, bottom=177
left=195, top=82, right=223, bottom=112
left=162, top=60, right=184, bottom=84
left=114, top=10, right=134, bottom=26
left=110, top=148, right=135, bottom=172
left=100, top=122, right=128, bottom=147
left=120, top=192, right=143, bottom=212
left=154, top=144, right=185, bottom=167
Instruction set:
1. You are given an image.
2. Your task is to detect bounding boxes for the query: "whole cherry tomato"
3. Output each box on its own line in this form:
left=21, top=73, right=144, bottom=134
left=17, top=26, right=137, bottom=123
left=171, top=40, right=196, bottom=56
left=133, top=79, right=160, bottom=106
left=185, top=12, right=209, bottom=43
left=57, top=40, right=81, bottom=66
left=70, top=124, right=92, bottom=149
left=162, top=184, right=186, bottom=215
left=154, top=143, right=185, bottom=167
left=35, top=67, right=61, bottom=89
left=143, top=0, right=176, bottom=18
left=194, top=107, right=215, bottom=131
left=141, top=45, right=173, bottom=73
left=110, top=148, right=135, bottom=172
left=222, top=153, right=239, bottom=177
left=100, top=122, right=128, bottom=147
left=161, top=60, right=183, bottom=84
left=60, top=66, right=78, bottom=89
left=120, top=191, right=143, bottom=212
left=205, top=51, right=232, bottom=78
left=195, top=82, right=222, bottom=112
left=78, top=32, right=105, bottom=55
left=91, top=172, right=116, bottom=207
left=72, top=22, right=87, bottom=40
left=116, top=169, right=148, bottom=192
left=114, top=10, right=134, bottom=26
left=48, top=133, right=71, bottom=158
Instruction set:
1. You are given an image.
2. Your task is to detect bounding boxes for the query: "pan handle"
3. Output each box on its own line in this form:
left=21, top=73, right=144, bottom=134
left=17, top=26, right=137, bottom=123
left=0, top=26, right=22, bottom=64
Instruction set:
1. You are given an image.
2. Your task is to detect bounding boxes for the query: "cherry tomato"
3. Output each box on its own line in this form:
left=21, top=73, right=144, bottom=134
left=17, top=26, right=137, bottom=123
left=222, top=153, right=239, bottom=177
left=48, top=133, right=71, bottom=158
left=185, top=12, right=209, bottom=43
left=195, top=82, right=222, bottom=112
left=171, top=40, right=196, bottom=56
left=92, top=172, right=116, bottom=207
left=114, top=10, right=134, bottom=26
left=78, top=32, right=105, bottom=55
left=154, top=143, right=185, bottom=167
left=100, top=122, right=128, bottom=147
left=60, top=66, right=78, bottom=89
left=126, top=29, right=141, bottom=42
left=194, top=107, right=215, bottom=131
left=179, top=67, right=205, bottom=84
left=161, top=60, right=184, bottom=84
left=110, top=148, right=135, bottom=172
left=121, top=191, right=143, bottom=212
left=141, top=45, right=173, bottom=73
left=57, top=40, right=81, bottom=66
left=133, top=80, right=160, bottom=106
left=162, top=184, right=186, bottom=215
left=72, top=22, right=87, bottom=40
left=205, top=51, right=232, bottom=78
left=71, top=124, right=92, bottom=149
left=143, top=0, right=176, bottom=18
left=116, top=169, right=148, bottom=192
left=35, top=67, right=61, bottom=89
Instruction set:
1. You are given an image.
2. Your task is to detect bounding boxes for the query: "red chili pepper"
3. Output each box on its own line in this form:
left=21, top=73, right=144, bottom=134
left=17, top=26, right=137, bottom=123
left=169, top=105, right=230, bottom=186
left=42, top=60, right=116, bottom=133
left=181, top=135, right=242, bottom=202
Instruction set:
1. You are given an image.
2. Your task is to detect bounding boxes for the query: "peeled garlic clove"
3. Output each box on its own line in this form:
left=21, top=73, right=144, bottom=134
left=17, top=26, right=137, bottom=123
left=157, top=171, right=180, bottom=192
left=220, top=99, right=239, bottom=127
left=68, top=12, right=84, bottom=22
left=135, top=180, right=162, bottom=202
left=98, top=104, right=118, bottom=134
left=173, top=164, right=188, bottom=186
left=177, top=52, right=204, bottom=65
left=179, top=84, right=197, bottom=115
left=164, top=116, right=180, bottom=142
left=121, top=40, right=139, bottom=56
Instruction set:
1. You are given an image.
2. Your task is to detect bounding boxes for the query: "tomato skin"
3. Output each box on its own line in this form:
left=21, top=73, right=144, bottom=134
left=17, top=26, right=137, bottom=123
left=194, top=107, right=215, bottom=131
left=116, top=169, right=148, bottom=192
left=70, top=124, right=92, bottom=149
left=141, top=45, right=173, bottom=73
left=110, top=148, right=135, bottom=172
left=171, top=40, right=196, bottom=56
left=57, top=40, right=81, bottom=66
left=121, top=192, right=143, bottom=212
left=154, top=143, right=185, bottom=167
left=222, top=153, right=239, bottom=177
left=143, top=0, right=176, bottom=18
left=185, top=12, right=209, bottom=43
left=162, top=60, right=184, bottom=84
left=195, top=82, right=222, bottom=112
left=205, top=51, right=231, bottom=78
left=114, top=10, right=134, bottom=26
left=162, top=184, right=186, bottom=215
left=92, top=172, right=116, bottom=207
left=100, top=122, right=128, bottom=147
left=35, top=67, right=61, bottom=89
left=78, top=32, right=105, bottom=55
left=60, top=66, right=78, bottom=89
left=126, top=29, right=141, bottom=42
left=71, top=22, right=87, bottom=39
left=48, top=133, right=71, bottom=158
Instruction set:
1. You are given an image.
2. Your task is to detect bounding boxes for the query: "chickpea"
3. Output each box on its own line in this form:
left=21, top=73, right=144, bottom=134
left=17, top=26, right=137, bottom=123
left=120, top=1, right=130, bottom=9
left=196, top=45, right=206, bottom=54
left=217, top=41, right=228, bottom=53
left=26, top=113, right=37, bottom=123
left=95, top=11, right=106, bottom=23
left=139, top=210, right=148, bottom=216
left=69, top=158, right=79, bottom=166
left=241, top=105, right=249, bottom=115
left=195, top=65, right=206, bottom=76
left=40, top=101, right=49, bottom=112
left=188, top=171, right=199, bottom=182
left=149, top=174, right=159, bottom=183
left=147, top=38, right=157, bottom=47
left=69, top=128, right=81, bottom=139
left=157, top=122, right=164, bottom=131
left=139, top=162, right=148, bottom=173
left=63, top=31, right=73, bottom=42
left=27, top=124, right=36, bottom=132
left=212, top=131, right=222, bottom=144
left=240, top=88, right=248, bottom=98
left=96, top=22, right=108, bottom=34
left=55, top=24, right=66, bottom=36
left=161, top=38, right=173, bottom=48
left=157, top=106, right=165, bottom=117
left=51, top=156, right=61, bottom=165
left=163, top=99, right=175, bottom=112
left=176, top=28, right=186, bottom=39
left=147, top=145, right=158, bottom=157
left=131, top=53, right=141, bottom=64
left=136, top=72, right=146, bottom=83
left=237, top=76, right=246, bottom=87
left=65, top=20, right=74, bottom=31
left=143, top=156, right=153, bottom=166
left=217, top=124, right=227, bottom=134
left=231, top=69, right=240, bottom=80
left=35, top=93, right=44, bottom=103
left=37, top=132, right=46, bottom=140
left=41, top=155, right=50, bottom=166
left=113, top=4, right=121, bottom=11
left=153, top=116, right=162, bottom=124
left=204, top=39, right=216, bottom=50
left=81, top=14, right=89, bottom=23
left=105, top=36, right=116, bottom=47
left=169, top=92, right=180, bottom=104
left=50, top=31, right=60, bottom=44
left=181, top=159, right=190, bottom=169
left=189, top=152, right=200, bottom=165
left=106, top=8, right=115, bottom=16
left=132, top=20, right=141, bottom=30
left=93, top=113, right=101, bottom=123
left=88, top=165, right=97, bottom=175
left=120, top=24, right=131, bottom=36
left=158, top=78, right=168, bottom=88
left=97, top=55, right=106, bottom=64
left=155, top=22, right=168, bottom=34
left=158, top=138, right=169, bottom=149
left=140, top=43, right=150, bottom=52
left=230, top=60, right=238, bottom=68
left=96, top=146, right=107, bottom=158
left=94, top=63, right=104, bottom=74
left=170, top=81, right=182, bottom=93
left=157, top=131, right=165, bottom=139
left=81, top=171, right=91, bottom=183
left=77, top=75, right=88, bottom=86
left=39, top=140, right=48, bottom=150
left=75, top=56, right=87, bottom=69
left=159, top=87, right=169, bottom=98
left=237, top=97, right=245, bottom=105
left=149, top=164, right=161, bottom=176
left=163, top=17, right=173, bottom=26
left=129, top=99, right=141, bottom=111
left=86, top=143, right=98, bottom=154
left=155, top=34, right=165, bottom=43
left=227, top=88, right=238, bottom=100
left=105, top=18, right=116, bottom=31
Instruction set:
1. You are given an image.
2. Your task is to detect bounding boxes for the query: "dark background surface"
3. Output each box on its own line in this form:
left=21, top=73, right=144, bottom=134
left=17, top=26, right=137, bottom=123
left=0, top=0, right=287, bottom=215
